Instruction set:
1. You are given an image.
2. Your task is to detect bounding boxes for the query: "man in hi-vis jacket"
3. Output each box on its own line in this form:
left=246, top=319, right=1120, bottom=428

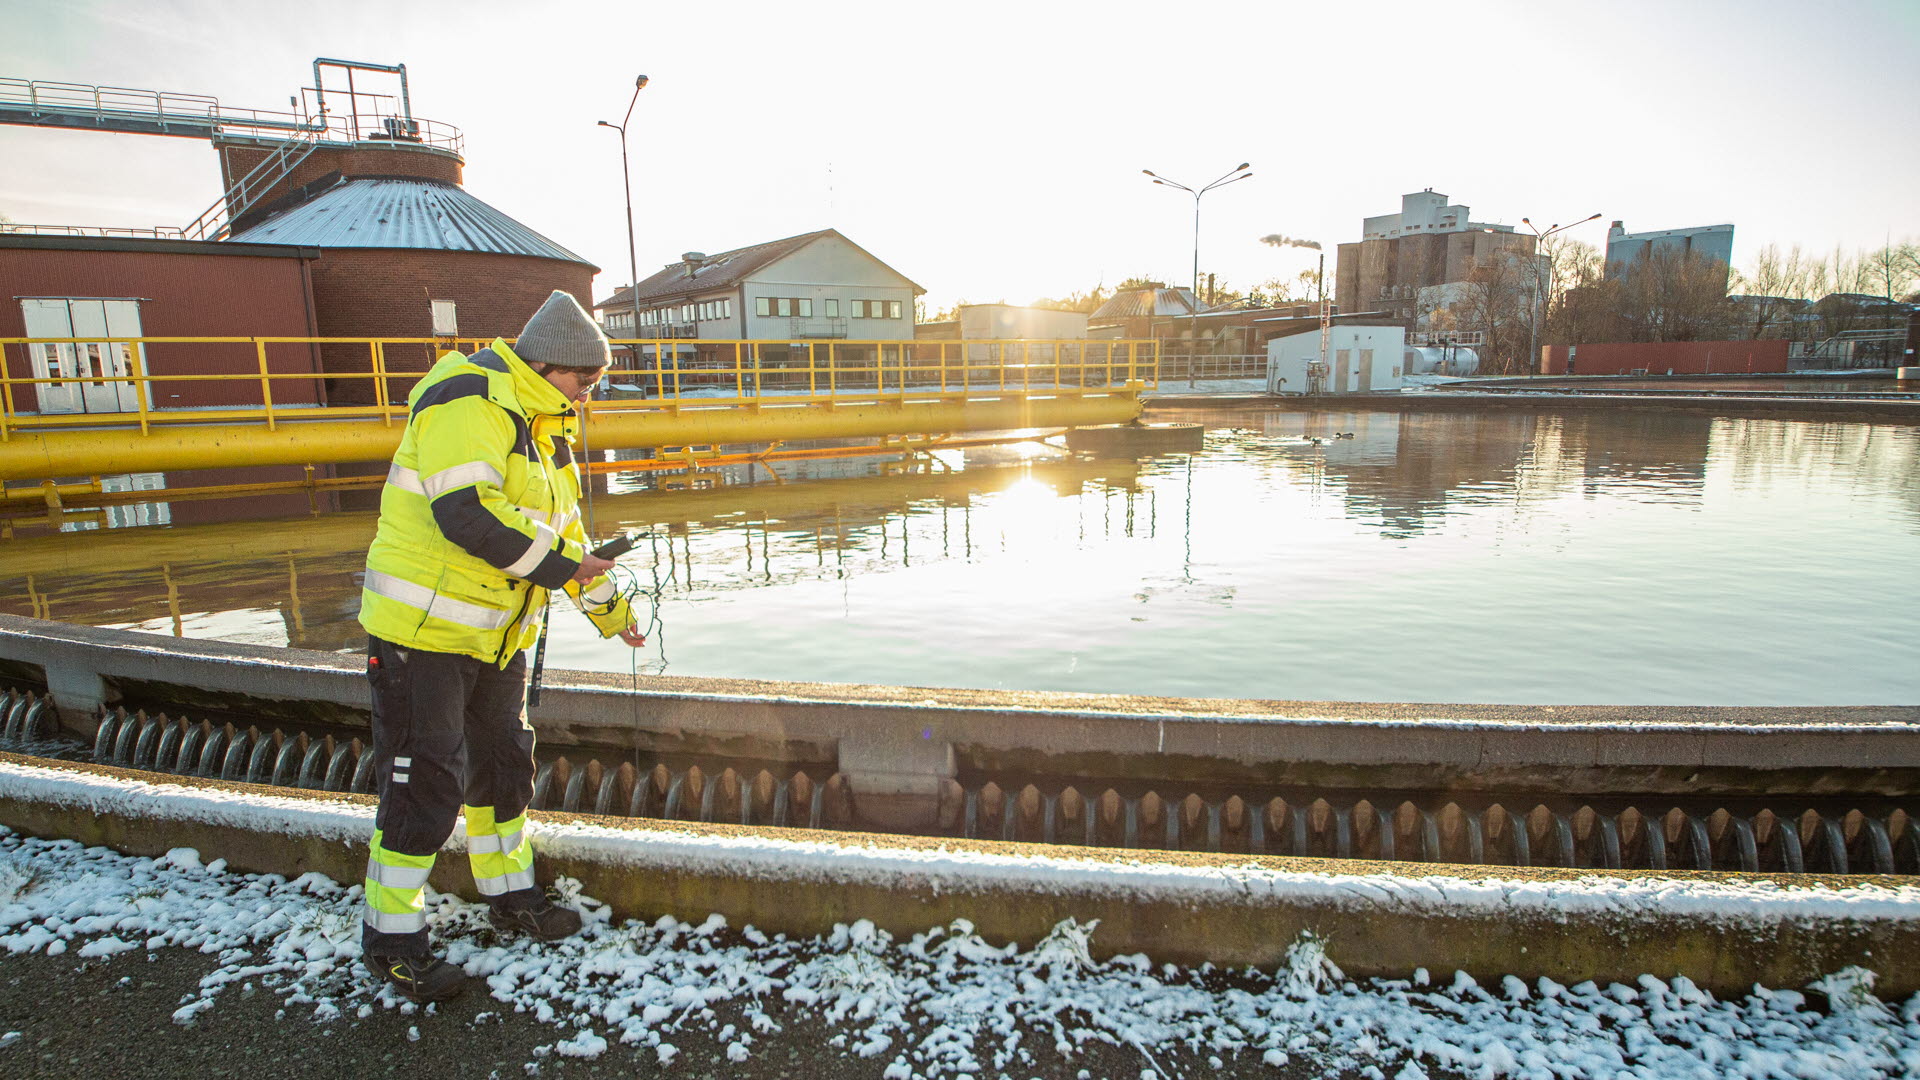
left=356, top=290, right=645, bottom=1002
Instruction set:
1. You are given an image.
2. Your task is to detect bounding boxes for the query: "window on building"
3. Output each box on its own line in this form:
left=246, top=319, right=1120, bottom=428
left=849, top=301, right=865, bottom=319
left=887, top=301, right=903, bottom=320
left=824, top=299, right=839, bottom=318
left=431, top=299, right=459, bottom=336
left=757, top=297, right=817, bottom=319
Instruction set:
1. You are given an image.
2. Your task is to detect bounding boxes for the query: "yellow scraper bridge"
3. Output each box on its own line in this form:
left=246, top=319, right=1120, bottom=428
left=0, top=336, right=1155, bottom=489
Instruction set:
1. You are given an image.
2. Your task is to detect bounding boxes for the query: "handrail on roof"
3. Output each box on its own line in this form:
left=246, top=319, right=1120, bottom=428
left=0, top=72, right=461, bottom=152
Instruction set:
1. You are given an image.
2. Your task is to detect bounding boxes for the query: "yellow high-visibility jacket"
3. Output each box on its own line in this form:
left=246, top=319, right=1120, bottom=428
left=358, top=338, right=631, bottom=665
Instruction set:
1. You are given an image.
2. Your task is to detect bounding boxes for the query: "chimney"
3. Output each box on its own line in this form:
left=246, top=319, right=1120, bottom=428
left=680, top=251, right=707, bottom=278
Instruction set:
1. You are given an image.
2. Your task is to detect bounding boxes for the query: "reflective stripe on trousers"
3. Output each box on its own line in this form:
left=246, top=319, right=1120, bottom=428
left=464, top=804, right=536, bottom=897
left=363, top=827, right=433, bottom=936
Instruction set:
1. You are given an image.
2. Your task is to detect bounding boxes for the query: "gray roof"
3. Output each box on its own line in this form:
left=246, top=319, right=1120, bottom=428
left=1089, top=287, right=1207, bottom=320
left=595, top=228, right=923, bottom=309
left=227, top=178, right=593, bottom=267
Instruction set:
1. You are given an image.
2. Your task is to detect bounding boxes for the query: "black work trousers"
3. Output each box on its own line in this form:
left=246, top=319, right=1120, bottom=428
left=362, top=635, right=541, bottom=957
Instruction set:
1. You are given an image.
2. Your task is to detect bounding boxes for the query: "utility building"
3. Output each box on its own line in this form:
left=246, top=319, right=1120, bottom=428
left=1266, top=324, right=1407, bottom=395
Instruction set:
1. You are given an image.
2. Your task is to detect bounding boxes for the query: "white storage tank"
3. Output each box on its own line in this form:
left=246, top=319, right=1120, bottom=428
left=1403, top=346, right=1480, bottom=376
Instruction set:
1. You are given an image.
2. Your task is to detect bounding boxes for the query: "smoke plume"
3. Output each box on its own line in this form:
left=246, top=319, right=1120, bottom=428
left=1260, top=234, right=1321, bottom=250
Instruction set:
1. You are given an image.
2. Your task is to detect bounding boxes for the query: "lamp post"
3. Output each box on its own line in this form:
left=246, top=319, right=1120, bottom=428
left=598, top=74, right=650, bottom=378
left=1520, top=212, right=1601, bottom=375
left=1144, top=163, right=1251, bottom=382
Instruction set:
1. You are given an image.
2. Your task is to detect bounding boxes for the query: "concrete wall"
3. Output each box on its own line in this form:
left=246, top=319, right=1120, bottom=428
left=4, top=753, right=1915, bottom=997
left=7, top=613, right=1918, bottom=815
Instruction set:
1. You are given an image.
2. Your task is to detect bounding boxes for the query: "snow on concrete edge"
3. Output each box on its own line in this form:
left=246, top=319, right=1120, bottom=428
left=5, top=759, right=1918, bottom=928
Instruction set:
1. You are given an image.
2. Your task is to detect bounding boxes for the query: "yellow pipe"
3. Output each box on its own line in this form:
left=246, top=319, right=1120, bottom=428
left=0, top=456, right=1143, bottom=576
left=0, top=392, right=1141, bottom=483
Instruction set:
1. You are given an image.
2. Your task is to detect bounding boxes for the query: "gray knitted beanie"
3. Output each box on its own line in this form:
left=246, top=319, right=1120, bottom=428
left=514, top=290, right=612, bottom=370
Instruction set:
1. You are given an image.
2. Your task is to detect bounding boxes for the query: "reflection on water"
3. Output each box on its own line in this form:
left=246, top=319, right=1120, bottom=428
left=4, top=409, right=1918, bottom=706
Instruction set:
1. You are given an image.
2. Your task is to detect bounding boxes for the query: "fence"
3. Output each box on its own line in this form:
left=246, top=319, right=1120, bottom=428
left=1154, top=353, right=1268, bottom=384
left=0, top=336, right=1159, bottom=439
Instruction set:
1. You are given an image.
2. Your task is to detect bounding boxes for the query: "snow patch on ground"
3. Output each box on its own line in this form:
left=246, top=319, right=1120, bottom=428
left=2, top=828, right=1918, bottom=1078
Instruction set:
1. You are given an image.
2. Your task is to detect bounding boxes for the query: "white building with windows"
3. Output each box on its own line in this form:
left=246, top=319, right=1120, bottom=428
left=593, top=229, right=922, bottom=344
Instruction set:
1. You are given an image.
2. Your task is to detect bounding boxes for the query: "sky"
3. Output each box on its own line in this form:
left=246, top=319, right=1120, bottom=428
left=3, top=0, right=1917, bottom=313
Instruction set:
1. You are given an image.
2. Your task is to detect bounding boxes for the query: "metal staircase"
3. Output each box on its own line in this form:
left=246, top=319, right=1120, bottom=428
left=177, top=124, right=324, bottom=241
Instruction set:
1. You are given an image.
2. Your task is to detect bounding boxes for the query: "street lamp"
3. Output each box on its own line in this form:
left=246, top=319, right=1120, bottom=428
left=1520, top=212, right=1602, bottom=375
left=1143, top=162, right=1252, bottom=379
left=598, top=74, right=650, bottom=377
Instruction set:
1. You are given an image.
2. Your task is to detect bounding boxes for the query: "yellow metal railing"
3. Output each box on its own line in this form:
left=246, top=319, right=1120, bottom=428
left=0, top=336, right=1160, bottom=440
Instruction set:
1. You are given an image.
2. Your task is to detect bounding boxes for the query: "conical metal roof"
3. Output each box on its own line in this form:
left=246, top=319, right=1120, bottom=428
left=1089, top=287, right=1207, bottom=320
left=228, top=177, right=593, bottom=267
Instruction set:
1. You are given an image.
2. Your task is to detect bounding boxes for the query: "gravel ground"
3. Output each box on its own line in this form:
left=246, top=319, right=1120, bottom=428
left=0, top=947, right=1395, bottom=1080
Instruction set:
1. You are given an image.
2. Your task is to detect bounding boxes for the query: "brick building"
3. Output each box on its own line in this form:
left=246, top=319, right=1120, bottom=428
left=4, top=63, right=596, bottom=407
left=0, top=234, right=324, bottom=413
left=228, top=146, right=595, bottom=404
left=1334, top=189, right=1539, bottom=324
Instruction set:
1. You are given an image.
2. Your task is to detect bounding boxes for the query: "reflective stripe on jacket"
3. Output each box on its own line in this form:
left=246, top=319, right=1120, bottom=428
left=357, top=338, right=632, bottom=664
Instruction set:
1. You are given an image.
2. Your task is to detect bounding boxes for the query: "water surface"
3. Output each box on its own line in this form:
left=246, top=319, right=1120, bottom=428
left=5, top=407, right=1917, bottom=706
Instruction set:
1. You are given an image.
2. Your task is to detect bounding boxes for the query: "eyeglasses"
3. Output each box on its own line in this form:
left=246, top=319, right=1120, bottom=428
left=547, top=366, right=608, bottom=398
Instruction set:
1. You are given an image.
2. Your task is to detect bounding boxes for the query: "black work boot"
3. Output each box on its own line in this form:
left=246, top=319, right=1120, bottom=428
left=489, top=900, right=583, bottom=942
left=365, top=953, right=467, bottom=1002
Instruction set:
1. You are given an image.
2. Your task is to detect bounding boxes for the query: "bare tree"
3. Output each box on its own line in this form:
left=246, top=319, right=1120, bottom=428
left=1615, top=249, right=1735, bottom=342
left=1733, top=244, right=1820, bottom=341
left=1866, top=241, right=1919, bottom=304
left=1454, top=252, right=1532, bottom=373
left=1810, top=246, right=1878, bottom=339
left=1249, top=269, right=1320, bottom=306
left=1525, top=237, right=1602, bottom=348
left=1028, top=287, right=1112, bottom=315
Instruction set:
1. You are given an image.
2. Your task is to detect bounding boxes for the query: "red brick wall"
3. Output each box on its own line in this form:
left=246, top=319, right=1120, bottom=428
left=218, top=140, right=463, bottom=219
left=308, top=248, right=594, bottom=403
left=1540, top=340, right=1791, bottom=376
left=0, top=243, right=324, bottom=409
